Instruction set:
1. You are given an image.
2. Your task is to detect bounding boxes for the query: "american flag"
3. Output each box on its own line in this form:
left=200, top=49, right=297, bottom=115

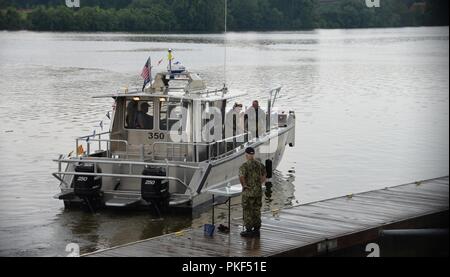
left=141, top=56, right=152, bottom=90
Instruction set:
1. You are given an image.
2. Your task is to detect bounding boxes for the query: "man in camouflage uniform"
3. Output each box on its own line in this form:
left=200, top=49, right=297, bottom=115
left=239, top=147, right=266, bottom=237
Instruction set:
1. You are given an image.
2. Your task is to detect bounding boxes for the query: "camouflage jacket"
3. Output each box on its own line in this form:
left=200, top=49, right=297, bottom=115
left=239, top=159, right=266, bottom=198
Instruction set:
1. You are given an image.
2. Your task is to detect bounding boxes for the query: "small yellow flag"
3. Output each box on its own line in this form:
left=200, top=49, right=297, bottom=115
left=77, top=145, right=85, bottom=156
left=168, top=51, right=173, bottom=61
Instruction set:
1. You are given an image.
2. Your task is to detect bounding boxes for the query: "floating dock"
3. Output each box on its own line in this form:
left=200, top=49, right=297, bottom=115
left=85, top=176, right=449, bottom=257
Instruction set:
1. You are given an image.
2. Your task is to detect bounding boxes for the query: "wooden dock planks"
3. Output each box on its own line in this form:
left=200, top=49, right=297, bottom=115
left=85, top=176, right=449, bottom=257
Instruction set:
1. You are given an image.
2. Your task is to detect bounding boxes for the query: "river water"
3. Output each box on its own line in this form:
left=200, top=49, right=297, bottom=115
left=0, top=27, right=448, bottom=256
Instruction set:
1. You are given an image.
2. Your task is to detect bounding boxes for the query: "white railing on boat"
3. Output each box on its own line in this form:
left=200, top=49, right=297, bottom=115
left=75, top=131, right=117, bottom=157
left=53, top=158, right=200, bottom=195
left=74, top=131, right=252, bottom=163
left=150, top=133, right=251, bottom=162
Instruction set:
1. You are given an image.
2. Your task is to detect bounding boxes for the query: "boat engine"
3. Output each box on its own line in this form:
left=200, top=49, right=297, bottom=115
left=73, top=163, right=103, bottom=210
left=141, top=167, right=170, bottom=214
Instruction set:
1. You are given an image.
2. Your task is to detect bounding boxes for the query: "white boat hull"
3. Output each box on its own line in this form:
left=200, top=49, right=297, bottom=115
left=55, top=124, right=294, bottom=212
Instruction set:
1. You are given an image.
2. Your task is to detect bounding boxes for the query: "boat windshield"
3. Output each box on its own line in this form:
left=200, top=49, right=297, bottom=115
left=125, top=100, right=154, bottom=130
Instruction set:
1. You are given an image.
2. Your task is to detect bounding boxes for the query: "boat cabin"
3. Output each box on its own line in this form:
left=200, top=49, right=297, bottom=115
left=100, top=71, right=247, bottom=163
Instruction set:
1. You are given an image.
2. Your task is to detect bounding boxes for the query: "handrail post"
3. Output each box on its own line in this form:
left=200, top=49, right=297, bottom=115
left=152, top=143, right=156, bottom=160
left=244, top=114, right=248, bottom=142
left=165, top=159, right=169, bottom=181
left=140, top=144, right=144, bottom=161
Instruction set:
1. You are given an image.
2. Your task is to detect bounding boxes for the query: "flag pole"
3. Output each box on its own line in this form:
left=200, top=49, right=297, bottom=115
left=223, top=0, right=227, bottom=91
left=168, top=49, right=173, bottom=74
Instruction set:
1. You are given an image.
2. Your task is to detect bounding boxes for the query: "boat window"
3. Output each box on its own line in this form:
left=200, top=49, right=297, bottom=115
left=125, top=100, right=154, bottom=130
left=160, top=101, right=182, bottom=131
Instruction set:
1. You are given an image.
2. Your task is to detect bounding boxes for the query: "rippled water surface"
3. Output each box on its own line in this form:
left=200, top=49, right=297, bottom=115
left=0, top=27, right=448, bottom=256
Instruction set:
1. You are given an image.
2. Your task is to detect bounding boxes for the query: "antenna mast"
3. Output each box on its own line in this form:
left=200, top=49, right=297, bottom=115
left=223, top=0, right=227, bottom=90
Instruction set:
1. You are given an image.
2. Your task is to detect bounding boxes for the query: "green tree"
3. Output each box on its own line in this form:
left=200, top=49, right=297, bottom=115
left=258, top=0, right=284, bottom=29
left=424, top=0, right=449, bottom=26
left=229, top=0, right=260, bottom=30
left=1, top=0, right=448, bottom=32
left=2, top=7, right=23, bottom=29
left=46, top=6, right=76, bottom=31
left=29, top=6, right=52, bottom=30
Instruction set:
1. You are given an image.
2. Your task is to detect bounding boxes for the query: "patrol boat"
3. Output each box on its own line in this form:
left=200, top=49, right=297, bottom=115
left=53, top=62, right=296, bottom=212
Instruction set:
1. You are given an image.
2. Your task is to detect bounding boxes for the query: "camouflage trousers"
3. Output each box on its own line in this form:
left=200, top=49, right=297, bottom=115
left=242, top=196, right=262, bottom=231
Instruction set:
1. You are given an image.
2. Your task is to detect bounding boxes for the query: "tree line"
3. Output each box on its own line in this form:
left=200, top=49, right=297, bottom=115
left=0, top=0, right=448, bottom=32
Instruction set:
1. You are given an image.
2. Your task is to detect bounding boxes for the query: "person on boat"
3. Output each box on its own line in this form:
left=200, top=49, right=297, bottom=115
left=136, top=102, right=154, bottom=129
left=126, top=100, right=138, bottom=129
left=239, top=147, right=266, bottom=237
left=245, top=100, right=266, bottom=139
left=225, top=102, right=244, bottom=142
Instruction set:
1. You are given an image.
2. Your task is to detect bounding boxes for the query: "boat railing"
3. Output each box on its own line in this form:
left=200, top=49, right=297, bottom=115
left=150, top=141, right=210, bottom=162
left=75, top=131, right=130, bottom=159
left=210, top=133, right=250, bottom=160
left=53, top=158, right=199, bottom=195
left=150, top=132, right=251, bottom=162
left=74, top=128, right=255, bottom=163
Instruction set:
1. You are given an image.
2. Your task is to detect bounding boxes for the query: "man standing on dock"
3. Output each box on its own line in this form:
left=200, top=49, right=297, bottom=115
left=239, top=147, right=266, bottom=237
